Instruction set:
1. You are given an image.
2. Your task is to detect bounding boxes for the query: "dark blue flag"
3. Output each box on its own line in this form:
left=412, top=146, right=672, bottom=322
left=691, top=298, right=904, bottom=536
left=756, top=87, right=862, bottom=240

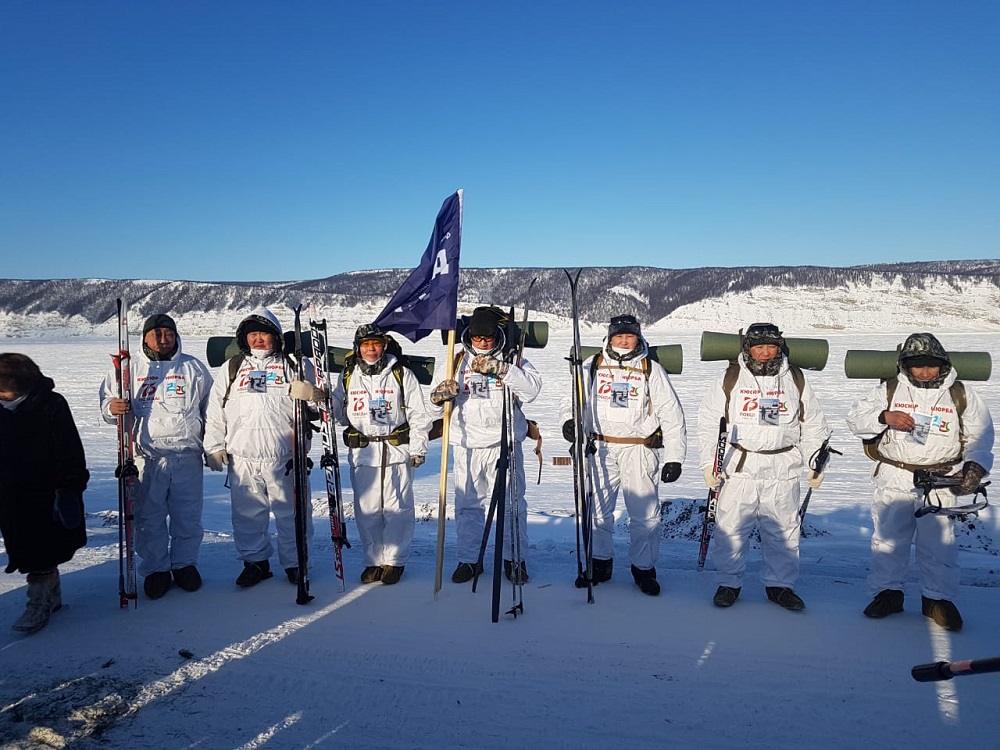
left=374, top=190, right=463, bottom=343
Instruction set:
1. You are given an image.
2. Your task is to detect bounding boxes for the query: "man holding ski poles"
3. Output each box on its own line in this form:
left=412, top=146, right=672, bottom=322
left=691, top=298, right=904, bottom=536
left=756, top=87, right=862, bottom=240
left=847, top=332, right=994, bottom=631
left=429, top=306, right=542, bottom=585
left=332, top=324, right=432, bottom=586
left=203, top=308, right=322, bottom=589
left=560, top=314, right=686, bottom=597
left=698, top=323, right=830, bottom=611
left=99, top=313, right=212, bottom=600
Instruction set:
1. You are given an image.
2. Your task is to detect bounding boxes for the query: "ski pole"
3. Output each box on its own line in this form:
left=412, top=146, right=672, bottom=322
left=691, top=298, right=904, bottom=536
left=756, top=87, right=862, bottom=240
left=912, top=656, right=1000, bottom=682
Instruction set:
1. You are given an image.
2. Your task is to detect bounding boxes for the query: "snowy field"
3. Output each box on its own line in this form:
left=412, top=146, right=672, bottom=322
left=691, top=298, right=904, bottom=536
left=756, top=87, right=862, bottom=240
left=2, top=325, right=1000, bottom=749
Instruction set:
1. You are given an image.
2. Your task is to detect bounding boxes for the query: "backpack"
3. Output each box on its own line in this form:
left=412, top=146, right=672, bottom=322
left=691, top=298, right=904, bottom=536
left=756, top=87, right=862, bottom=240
left=722, top=359, right=806, bottom=422
left=861, top=376, right=967, bottom=471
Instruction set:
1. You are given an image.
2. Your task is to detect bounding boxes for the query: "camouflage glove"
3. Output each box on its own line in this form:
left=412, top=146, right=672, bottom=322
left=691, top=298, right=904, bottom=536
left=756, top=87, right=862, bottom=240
left=471, top=355, right=509, bottom=378
left=289, top=380, right=325, bottom=402
left=430, top=380, right=459, bottom=406
left=702, top=466, right=723, bottom=490
left=409, top=454, right=426, bottom=469
left=808, top=470, right=824, bottom=489
left=952, top=461, right=987, bottom=495
left=206, top=451, right=229, bottom=472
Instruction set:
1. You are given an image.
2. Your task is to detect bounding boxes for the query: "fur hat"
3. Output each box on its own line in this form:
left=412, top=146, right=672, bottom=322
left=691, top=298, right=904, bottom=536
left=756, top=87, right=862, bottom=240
left=608, top=314, right=642, bottom=339
left=468, top=307, right=505, bottom=338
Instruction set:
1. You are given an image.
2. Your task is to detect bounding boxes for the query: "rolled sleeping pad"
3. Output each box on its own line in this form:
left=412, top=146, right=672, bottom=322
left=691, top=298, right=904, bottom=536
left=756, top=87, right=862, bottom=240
left=700, top=331, right=829, bottom=371
left=441, top=319, right=549, bottom=349
left=844, top=350, right=992, bottom=381
left=206, top=335, right=435, bottom=384
left=580, top=344, right=683, bottom=375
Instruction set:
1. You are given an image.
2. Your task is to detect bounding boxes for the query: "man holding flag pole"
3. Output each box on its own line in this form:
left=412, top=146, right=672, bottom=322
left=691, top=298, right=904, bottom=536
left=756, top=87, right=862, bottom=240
left=371, top=189, right=463, bottom=598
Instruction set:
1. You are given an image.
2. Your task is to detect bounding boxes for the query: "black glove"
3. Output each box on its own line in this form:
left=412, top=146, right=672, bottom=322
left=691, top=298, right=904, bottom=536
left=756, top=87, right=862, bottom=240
left=52, top=488, right=84, bottom=529
left=660, top=462, right=682, bottom=483
left=952, top=461, right=988, bottom=495
left=562, top=419, right=575, bottom=443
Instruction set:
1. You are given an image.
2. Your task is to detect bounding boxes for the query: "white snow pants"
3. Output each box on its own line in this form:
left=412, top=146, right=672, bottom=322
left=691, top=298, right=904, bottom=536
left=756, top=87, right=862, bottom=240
left=712, top=474, right=801, bottom=589
left=452, top=443, right=528, bottom=564
left=869, top=466, right=959, bottom=599
left=134, top=452, right=204, bottom=577
left=351, top=460, right=415, bottom=567
left=591, top=442, right=661, bottom=569
left=228, top=455, right=313, bottom=569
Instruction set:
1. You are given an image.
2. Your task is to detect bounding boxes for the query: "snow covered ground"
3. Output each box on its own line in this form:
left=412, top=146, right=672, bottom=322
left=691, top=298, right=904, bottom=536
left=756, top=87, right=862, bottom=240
left=2, top=324, right=999, bottom=749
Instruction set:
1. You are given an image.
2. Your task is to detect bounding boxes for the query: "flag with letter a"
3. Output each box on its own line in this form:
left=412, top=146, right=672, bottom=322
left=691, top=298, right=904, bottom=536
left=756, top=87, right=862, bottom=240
left=373, top=190, right=462, bottom=343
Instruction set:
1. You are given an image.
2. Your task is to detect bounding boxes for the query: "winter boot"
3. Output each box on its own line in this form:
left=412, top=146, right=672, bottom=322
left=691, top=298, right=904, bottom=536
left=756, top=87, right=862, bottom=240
left=631, top=565, right=661, bottom=597
left=12, top=572, right=60, bottom=634
left=284, top=567, right=299, bottom=585
left=381, top=566, right=405, bottom=585
left=592, top=557, right=613, bottom=584
left=921, top=596, right=963, bottom=631
left=504, top=560, right=529, bottom=584
left=451, top=562, right=483, bottom=584
left=713, top=585, right=741, bottom=608
left=863, top=589, right=904, bottom=618
left=172, top=565, right=202, bottom=592
left=143, top=571, right=172, bottom=600
left=236, top=560, right=273, bottom=588
left=766, top=586, right=805, bottom=611
left=360, top=566, right=383, bottom=584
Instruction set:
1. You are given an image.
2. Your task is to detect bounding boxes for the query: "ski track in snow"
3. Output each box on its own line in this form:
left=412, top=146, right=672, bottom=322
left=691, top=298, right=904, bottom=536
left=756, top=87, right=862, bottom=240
left=0, top=328, right=999, bottom=749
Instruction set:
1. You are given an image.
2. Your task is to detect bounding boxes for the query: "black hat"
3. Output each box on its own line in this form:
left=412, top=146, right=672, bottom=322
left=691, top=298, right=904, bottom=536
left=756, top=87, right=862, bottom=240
left=743, top=322, right=783, bottom=348
left=469, top=307, right=504, bottom=338
left=903, top=354, right=948, bottom=367
left=608, top=314, right=642, bottom=339
left=354, top=323, right=388, bottom=346
left=143, top=313, right=177, bottom=336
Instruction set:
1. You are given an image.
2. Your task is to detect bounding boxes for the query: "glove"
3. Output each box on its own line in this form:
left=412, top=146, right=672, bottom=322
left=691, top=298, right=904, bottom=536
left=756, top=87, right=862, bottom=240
left=52, top=489, right=83, bottom=529
left=702, top=465, right=722, bottom=490
left=290, top=380, right=325, bottom=402
left=952, top=461, right=988, bottom=495
left=660, top=462, right=682, bottom=484
left=471, top=355, right=509, bottom=378
left=409, top=454, right=426, bottom=469
left=562, top=419, right=575, bottom=443
left=206, top=451, right=229, bottom=472
left=807, top=470, right=824, bottom=489
left=430, top=380, right=459, bottom=406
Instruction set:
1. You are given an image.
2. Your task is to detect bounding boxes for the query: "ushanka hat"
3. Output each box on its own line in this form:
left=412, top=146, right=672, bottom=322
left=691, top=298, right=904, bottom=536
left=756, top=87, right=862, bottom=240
left=608, top=314, right=642, bottom=339
left=143, top=313, right=177, bottom=336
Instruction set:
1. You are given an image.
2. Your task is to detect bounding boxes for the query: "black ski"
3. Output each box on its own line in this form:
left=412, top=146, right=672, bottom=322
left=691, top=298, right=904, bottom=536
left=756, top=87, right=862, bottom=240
left=697, top=417, right=728, bottom=569
left=565, top=269, right=595, bottom=603
left=112, top=298, right=139, bottom=609
left=309, top=316, right=351, bottom=590
left=290, top=305, right=315, bottom=605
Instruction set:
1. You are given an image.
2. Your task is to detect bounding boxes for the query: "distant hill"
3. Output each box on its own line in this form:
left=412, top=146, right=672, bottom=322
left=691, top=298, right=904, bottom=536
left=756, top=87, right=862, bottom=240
left=2, top=260, right=999, bottom=335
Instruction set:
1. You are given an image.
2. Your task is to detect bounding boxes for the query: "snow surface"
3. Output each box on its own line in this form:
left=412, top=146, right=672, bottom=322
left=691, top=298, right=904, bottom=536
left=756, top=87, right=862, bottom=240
left=1, top=323, right=999, bottom=749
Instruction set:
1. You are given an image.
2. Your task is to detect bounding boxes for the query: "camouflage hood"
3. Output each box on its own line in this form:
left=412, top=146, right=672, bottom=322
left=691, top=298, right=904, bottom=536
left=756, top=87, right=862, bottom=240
left=897, top=332, right=952, bottom=388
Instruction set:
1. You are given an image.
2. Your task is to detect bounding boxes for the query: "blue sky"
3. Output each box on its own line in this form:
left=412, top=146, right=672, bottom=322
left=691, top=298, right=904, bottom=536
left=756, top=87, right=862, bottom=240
left=2, top=1, right=998, bottom=282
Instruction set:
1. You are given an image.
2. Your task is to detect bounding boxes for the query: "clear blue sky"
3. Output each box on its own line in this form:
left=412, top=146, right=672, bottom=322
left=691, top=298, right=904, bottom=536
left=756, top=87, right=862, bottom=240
left=2, top=1, right=998, bottom=281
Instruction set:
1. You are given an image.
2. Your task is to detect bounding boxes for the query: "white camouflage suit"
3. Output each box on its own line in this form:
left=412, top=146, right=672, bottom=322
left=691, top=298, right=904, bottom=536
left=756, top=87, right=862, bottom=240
left=846, top=367, right=994, bottom=600
left=432, top=352, right=542, bottom=565
left=203, top=310, right=315, bottom=569
left=562, top=347, right=686, bottom=569
left=698, top=356, right=830, bottom=590
left=99, top=334, right=213, bottom=577
left=332, top=354, right=432, bottom=568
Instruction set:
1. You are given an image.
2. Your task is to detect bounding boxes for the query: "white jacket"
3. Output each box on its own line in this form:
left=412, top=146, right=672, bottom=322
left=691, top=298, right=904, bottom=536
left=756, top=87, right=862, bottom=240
left=331, top=354, right=432, bottom=467
left=698, top=356, right=830, bottom=480
left=204, top=351, right=315, bottom=461
left=560, top=349, right=686, bottom=464
left=99, top=335, right=213, bottom=457
left=846, top=368, right=994, bottom=473
left=432, top=352, right=542, bottom=449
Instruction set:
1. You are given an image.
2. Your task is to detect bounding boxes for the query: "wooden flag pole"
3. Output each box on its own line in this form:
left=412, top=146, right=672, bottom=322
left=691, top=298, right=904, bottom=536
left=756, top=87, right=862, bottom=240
left=433, top=328, right=457, bottom=598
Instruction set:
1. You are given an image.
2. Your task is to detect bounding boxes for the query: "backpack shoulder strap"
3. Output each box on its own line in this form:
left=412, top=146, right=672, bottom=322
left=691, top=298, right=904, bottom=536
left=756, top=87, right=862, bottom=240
left=722, top=360, right=740, bottom=420
left=589, top=352, right=603, bottom=383
left=221, top=354, right=245, bottom=408
left=789, top=364, right=806, bottom=422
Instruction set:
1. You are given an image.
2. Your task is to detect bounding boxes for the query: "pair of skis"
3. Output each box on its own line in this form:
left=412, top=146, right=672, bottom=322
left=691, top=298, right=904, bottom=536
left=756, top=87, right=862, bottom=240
left=112, top=298, right=139, bottom=609
left=565, top=269, right=596, bottom=603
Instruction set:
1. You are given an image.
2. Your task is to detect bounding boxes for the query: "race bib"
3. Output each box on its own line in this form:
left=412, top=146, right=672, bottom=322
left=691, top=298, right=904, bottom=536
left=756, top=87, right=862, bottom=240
left=758, top=398, right=781, bottom=426
left=910, top=413, right=932, bottom=445
left=469, top=374, right=492, bottom=399
left=247, top=370, right=267, bottom=394
left=369, top=397, right=390, bottom=426
left=610, top=382, right=630, bottom=408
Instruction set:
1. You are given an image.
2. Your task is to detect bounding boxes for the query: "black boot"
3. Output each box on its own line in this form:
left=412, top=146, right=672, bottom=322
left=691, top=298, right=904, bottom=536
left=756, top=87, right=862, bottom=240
left=921, top=596, right=963, bottom=631
left=451, top=562, right=483, bottom=584
left=381, top=566, right=405, bottom=585
left=631, top=565, right=660, bottom=596
left=863, top=589, right=903, bottom=618
left=766, top=586, right=805, bottom=611
left=713, top=586, right=741, bottom=608
left=236, top=560, right=273, bottom=588
left=143, top=571, right=172, bottom=600
left=504, top=560, right=529, bottom=584
left=592, top=557, right=613, bottom=584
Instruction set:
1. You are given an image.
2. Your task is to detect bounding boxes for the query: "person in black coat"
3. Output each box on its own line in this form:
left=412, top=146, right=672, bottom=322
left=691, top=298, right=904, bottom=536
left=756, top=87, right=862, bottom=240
left=0, top=353, right=89, bottom=634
